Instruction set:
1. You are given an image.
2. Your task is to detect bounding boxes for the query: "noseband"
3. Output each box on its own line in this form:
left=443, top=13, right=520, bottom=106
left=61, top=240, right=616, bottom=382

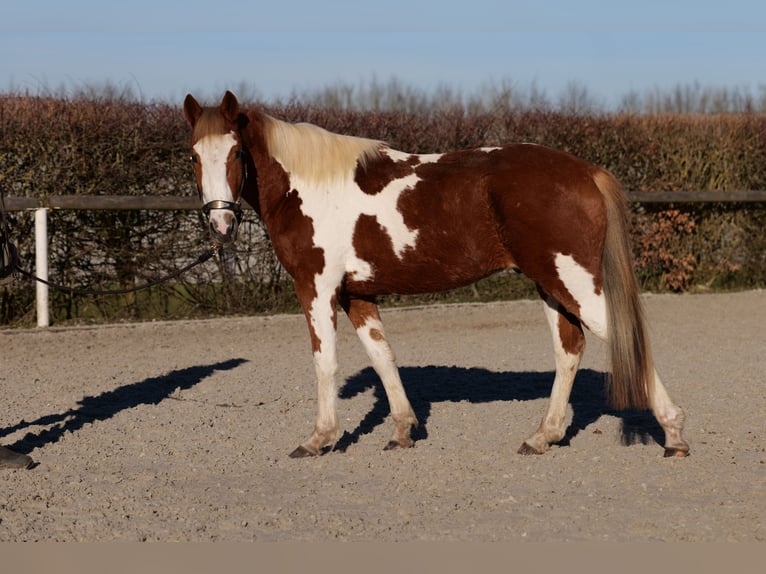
left=202, top=199, right=243, bottom=224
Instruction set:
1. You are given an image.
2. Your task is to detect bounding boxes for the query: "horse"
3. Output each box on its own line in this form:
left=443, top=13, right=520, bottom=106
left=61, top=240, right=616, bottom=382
left=183, top=91, right=689, bottom=459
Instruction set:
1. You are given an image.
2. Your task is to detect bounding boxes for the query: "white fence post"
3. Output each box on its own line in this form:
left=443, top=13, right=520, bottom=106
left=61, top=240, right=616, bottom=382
left=34, top=208, right=49, bottom=327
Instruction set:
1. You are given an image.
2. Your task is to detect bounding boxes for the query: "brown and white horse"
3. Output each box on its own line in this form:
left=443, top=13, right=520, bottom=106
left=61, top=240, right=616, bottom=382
left=184, top=91, right=689, bottom=459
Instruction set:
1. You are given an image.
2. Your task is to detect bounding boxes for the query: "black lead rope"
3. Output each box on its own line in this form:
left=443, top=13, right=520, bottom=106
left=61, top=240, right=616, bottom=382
left=12, top=248, right=216, bottom=297
left=0, top=186, right=218, bottom=296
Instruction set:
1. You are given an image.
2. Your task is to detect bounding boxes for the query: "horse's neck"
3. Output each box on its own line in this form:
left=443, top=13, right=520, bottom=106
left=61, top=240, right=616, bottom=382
left=239, top=112, right=275, bottom=217
left=240, top=159, right=261, bottom=217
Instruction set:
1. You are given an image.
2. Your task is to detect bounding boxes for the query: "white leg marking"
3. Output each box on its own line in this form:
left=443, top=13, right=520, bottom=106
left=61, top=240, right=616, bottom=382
left=356, top=318, right=408, bottom=412
left=355, top=317, right=417, bottom=445
left=554, top=253, right=608, bottom=338
left=308, top=289, right=341, bottom=448
left=650, top=369, right=688, bottom=452
left=313, top=344, right=339, bottom=440
left=522, top=299, right=583, bottom=453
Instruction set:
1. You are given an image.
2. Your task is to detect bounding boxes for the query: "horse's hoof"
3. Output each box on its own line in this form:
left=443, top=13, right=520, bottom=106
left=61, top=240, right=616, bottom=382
left=383, top=439, right=412, bottom=451
left=517, top=442, right=544, bottom=455
left=663, top=447, right=690, bottom=458
left=289, top=445, right=317, bottom=459
left=0, top=446, right=34, bottom=470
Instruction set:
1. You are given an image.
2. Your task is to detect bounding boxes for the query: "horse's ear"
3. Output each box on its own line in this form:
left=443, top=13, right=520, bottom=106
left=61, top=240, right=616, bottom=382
left=221, top=91, right=240, bottom=122
left=183, top=94, right=203, bottom=127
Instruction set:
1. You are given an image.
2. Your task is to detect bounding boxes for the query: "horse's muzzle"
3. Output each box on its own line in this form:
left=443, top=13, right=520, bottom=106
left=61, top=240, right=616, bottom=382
left=203, top=200, right=243, bottom=246
left=209, top=215, right=239, bottom=245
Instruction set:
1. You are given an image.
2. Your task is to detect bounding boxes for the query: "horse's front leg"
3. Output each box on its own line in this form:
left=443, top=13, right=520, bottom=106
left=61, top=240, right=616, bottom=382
left=290, top=285, right=342, bottom=458
left=340, top=294, right=418, bottom=450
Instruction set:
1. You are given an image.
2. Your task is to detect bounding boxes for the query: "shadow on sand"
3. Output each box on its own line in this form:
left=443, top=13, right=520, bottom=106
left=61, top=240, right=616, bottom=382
left=336, top=366, right=663, bottom=452
left=1, top=358, right=248, bottom=457
left=3, top=360, right=661, bottom=462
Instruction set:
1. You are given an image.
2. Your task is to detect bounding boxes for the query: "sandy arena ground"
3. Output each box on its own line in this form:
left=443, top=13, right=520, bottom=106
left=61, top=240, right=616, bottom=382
left=0, top=291, right=763, bottom=541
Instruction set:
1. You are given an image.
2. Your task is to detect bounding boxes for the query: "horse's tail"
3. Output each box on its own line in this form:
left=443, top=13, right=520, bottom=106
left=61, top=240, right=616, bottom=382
left=593, top=168, right=653, bottom=411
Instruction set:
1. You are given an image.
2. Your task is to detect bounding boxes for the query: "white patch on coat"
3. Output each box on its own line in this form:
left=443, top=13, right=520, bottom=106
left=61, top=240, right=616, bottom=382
left=383, top=148, right=442, bottom=165
left=417, top=153, right=443, bottom=164
left=281, top=149, right=422, bottom=288
left=382, top=149, right=413, bottom=162
left=193, top=131, right=238, bottom=234
left=554, top=253, right=607, bottom=338
left=284, top=147, right=427, bottom=357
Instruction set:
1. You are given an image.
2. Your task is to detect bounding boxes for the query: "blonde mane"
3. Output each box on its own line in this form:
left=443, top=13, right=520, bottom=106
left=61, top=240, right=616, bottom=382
left=261, top=114, right=385, bottom=186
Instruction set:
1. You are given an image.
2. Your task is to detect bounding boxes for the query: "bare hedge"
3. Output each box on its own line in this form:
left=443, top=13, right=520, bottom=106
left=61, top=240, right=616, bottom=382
left=1, top=94, right=765, bottom=326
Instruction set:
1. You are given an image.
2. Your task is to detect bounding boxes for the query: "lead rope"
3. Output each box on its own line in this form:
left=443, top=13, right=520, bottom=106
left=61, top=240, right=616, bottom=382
left=12, top=249, right=216, bottom=296
left=0, top=186, right=217, bottom=296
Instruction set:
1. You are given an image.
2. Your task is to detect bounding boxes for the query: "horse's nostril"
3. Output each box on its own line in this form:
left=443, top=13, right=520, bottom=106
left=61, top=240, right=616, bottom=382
left=209, top=217, right=238, bottom=244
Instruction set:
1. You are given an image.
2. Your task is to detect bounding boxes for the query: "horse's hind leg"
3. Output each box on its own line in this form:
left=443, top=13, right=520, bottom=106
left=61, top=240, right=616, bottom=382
left=540, top=270, right=689, bottom=457
left=649, top=370, right=689, bottom=457
left=341, top=295, right=418, bottom=450
left=519, top=296, right=585, bottom=455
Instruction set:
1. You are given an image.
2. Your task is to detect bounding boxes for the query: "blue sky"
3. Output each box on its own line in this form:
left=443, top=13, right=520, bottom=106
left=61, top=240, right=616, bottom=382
left=2, top=0, right=765, bottom=107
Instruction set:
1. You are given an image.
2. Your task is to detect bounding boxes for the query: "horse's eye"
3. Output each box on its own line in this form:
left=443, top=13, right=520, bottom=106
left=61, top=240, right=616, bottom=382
left=190, top=155, right=198, bottom=164
left=233, top=150, right=242, bottom=160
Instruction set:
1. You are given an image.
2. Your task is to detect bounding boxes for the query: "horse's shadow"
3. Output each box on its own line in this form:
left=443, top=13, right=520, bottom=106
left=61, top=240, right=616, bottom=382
left=1, top=358, right=248, bottom=457
left=337, top=366, right=663, bottom=451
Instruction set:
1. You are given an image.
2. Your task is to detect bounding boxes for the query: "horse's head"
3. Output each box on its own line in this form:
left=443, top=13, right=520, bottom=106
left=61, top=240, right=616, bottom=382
left=183, top=91, right=246, bottom=246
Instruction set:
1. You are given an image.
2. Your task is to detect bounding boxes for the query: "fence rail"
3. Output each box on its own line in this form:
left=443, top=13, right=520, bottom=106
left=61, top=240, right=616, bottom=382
left=626, top=190, right=766, bottom=203
left=2, top=196, right=249, bottom=211
left=3, top=190, right=766, bottom=212
left=2, top=191, right=765, bottom=328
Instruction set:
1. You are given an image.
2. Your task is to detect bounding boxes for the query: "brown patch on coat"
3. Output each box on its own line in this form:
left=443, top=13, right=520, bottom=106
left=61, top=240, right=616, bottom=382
left=557, top=308, right=586, bottom=356
left=354, top=153, right=419, bottom=195
left=479, top=145, right=607, bottom=320
left=369, top=328, right=385, bottom=341
left=339, top=295, right=385, bottom=343
left=347, top=144, right=608, bottom=326
left=347, top=150, right=519, bottom=296
left=266, top=189, right=326, bottom=353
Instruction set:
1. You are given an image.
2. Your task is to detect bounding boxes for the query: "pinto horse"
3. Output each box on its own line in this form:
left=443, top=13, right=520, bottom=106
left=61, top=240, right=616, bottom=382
left=183, top=91, right=689, bottom=459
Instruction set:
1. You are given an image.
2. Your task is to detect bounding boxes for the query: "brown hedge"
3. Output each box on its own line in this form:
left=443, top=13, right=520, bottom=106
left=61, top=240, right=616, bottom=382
left=1, top=94, right=765, bottom=325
